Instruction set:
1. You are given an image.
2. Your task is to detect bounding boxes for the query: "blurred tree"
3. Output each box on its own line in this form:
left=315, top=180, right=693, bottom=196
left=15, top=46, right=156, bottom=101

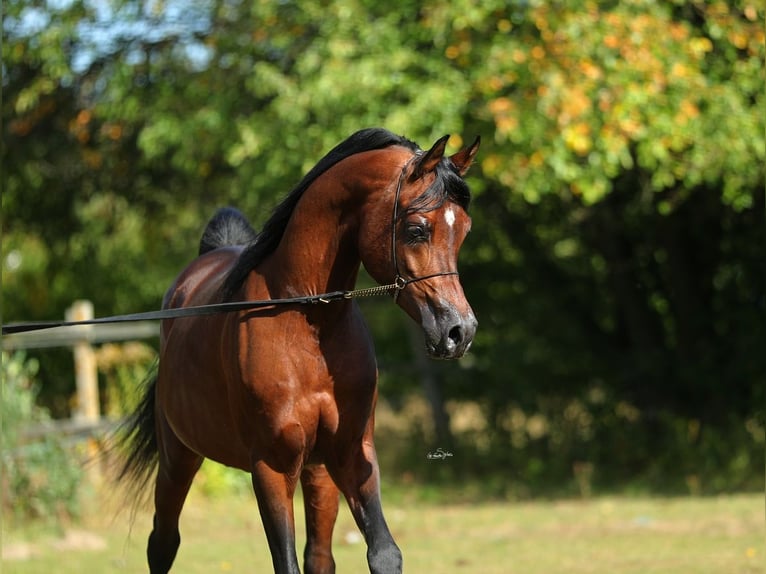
left=451, top=0, right=765, bottom=421
left=3, top=0, right=763, bottom=492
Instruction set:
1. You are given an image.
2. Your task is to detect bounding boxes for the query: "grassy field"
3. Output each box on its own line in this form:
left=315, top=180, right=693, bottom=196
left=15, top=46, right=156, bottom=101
left=2, top=487, right=762, bottom=573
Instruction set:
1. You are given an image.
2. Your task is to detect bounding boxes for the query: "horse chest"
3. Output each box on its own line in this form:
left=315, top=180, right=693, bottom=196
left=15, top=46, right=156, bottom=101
left=234, top=323, right=377, bottom=456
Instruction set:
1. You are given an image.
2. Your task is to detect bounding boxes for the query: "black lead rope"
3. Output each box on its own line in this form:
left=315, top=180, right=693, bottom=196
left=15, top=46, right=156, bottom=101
left=0, top=271, right=460, bottom=336
left=0, top=285, right=403, bottom=336
left=0, top=293, right=341, bottom=336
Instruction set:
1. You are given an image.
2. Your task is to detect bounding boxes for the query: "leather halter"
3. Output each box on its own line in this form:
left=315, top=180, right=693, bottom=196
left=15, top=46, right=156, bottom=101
left=388, top=155, right=460, bottom=303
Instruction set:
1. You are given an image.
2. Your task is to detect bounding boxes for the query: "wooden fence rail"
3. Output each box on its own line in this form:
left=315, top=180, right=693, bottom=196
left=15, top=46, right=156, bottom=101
left=3, top=301, right=159, bottom=479
left=3, top=300, right=159, bottom=424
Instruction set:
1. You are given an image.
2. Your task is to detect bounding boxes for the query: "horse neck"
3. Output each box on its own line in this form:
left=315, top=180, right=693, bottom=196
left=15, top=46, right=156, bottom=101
left=262, top=150, right=406, bottom=299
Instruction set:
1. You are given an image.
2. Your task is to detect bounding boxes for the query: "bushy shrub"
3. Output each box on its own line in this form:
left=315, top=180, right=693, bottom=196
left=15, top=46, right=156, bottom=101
left=194, top=459, right=252, bottom=499
left=2, top=351, right=82, bottom=523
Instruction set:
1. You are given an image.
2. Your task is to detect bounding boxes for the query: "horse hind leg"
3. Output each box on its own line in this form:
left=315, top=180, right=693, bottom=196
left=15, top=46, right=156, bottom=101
left=147, top=413, right=203, bottom=574
left=301, top=464, right=340, bottom=574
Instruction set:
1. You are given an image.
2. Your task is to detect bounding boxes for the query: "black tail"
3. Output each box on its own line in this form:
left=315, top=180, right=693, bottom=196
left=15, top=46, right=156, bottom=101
left=116, top=362, right=160, bottom=500
left=198, top=207, right=259, bottom=256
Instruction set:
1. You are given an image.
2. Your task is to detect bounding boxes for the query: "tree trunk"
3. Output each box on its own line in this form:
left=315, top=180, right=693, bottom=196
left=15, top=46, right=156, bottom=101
left=407, top=323, right=454, bottom=449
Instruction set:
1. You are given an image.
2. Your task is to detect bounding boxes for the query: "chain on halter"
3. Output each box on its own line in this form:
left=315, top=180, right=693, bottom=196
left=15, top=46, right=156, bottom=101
left=339, top=277, right=408, bottom=301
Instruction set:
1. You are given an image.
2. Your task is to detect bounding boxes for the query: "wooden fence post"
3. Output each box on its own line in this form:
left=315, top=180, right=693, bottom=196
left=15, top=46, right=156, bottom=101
left=66, top=300, right=100, bottom=423
left=66, top=300, right=101, bottom=483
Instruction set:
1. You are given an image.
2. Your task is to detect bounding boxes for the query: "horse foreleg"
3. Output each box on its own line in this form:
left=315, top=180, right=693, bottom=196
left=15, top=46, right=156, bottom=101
left=251, top=459, right=302, bottom=574
left=148, top=415, right=203, bottom=574
left=329, top=434, right=402, bottom=574
left=300, top=464, right=339, bottom=574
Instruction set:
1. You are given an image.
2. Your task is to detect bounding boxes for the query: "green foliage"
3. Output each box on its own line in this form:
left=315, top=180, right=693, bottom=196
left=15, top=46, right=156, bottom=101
left=3, top=0, right=763, bottom=495
left=375, top=393, right=764, bottom=499
left=1, top=352, right=83, bottom=523
left=194, top=459, right=253, bottom=499
left=95, top=343, right=157, bottom=417
left=470, top=0, right=764, bottom=208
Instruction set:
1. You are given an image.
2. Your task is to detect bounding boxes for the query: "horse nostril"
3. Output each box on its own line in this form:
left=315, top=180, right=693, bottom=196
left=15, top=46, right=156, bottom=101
left=448, top=325, right=463, bottom=348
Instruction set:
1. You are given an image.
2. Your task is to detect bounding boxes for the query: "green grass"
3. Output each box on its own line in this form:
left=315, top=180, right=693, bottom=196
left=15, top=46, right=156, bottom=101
left=2, top=487, right=762, bottom=573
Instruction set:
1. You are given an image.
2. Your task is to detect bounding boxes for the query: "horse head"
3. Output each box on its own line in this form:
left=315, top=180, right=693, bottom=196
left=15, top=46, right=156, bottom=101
left=360, top=135, right=480, bottom=359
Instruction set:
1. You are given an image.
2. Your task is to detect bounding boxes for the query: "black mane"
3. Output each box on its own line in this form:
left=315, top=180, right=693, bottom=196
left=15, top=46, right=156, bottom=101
left=222, top=128, right=473, bottom=300
left=222, top=128, right=418, bottom=298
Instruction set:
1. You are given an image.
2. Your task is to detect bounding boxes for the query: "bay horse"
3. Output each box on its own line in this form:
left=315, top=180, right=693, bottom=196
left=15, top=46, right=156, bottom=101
left=118, top=128, right=480, bottom=573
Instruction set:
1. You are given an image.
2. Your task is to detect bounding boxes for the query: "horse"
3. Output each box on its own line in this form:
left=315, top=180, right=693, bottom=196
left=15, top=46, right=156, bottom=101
left=117, top=127, right=480, bottom=574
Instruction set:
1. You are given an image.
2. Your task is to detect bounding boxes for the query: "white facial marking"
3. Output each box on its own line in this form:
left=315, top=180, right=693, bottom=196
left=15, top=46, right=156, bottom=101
left=444, top=206, right=456, bottom=228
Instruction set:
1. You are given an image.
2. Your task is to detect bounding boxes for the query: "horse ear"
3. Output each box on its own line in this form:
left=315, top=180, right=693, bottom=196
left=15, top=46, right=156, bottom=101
left=410, top=134, right=451, bottom=180
left=449, top=136, right=481, bottom=176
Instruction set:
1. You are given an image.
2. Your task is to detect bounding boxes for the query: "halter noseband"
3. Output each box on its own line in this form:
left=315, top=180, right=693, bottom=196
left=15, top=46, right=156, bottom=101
left=388, top=155, right=460, bottom=303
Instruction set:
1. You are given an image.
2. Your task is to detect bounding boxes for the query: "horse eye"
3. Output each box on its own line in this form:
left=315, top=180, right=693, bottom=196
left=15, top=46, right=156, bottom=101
left=405, top=224, right=429, bottom=244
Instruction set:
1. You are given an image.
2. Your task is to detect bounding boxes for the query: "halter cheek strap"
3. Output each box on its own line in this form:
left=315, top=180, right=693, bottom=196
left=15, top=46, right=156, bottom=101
left=388, top=157, right=459, bottom=303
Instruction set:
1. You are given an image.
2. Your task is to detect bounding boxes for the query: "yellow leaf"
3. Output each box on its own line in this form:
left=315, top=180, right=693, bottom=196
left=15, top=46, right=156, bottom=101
left=531, top=46, right=545, bottom=60
left=689, top=37, right=713, bottom=56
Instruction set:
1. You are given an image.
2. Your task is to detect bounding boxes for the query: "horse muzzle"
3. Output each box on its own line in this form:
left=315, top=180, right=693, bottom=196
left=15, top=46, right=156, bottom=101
left=422, top=303, right=477, bottom=360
